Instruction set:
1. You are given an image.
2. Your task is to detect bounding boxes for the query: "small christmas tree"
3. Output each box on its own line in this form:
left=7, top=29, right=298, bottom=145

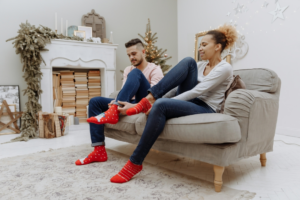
left=138, top=19, right=172, bottom=74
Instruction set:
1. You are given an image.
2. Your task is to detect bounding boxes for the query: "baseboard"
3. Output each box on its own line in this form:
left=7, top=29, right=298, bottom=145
left=276, top=126, right=300, bottom=138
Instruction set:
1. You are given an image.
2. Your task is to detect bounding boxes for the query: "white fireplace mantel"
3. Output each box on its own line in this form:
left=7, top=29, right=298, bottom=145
left=40, top=39, right=118, bottom=113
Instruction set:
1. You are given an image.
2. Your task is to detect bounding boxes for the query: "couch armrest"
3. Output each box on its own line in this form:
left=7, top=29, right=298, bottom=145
left=224, top=89, right=279, bottom=147
left=109, top=90, right=120, bottom=99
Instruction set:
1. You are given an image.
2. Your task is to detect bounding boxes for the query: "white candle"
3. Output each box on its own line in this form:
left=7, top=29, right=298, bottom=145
left=55, top=13, right=57, bottom=31
left=61, top=18, right=63, bottom=35
left=66, top=20, right=68, bottom=36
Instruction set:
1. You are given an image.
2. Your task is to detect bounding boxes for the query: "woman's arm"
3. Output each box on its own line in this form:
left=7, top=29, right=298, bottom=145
left=172, top=64, right=232, bottom=101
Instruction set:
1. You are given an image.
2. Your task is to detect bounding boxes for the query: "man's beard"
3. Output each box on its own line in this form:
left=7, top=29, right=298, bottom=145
left=132, top=58, right=143, bottom=67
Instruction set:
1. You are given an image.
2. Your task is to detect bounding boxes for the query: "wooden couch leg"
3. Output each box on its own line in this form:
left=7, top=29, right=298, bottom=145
left=260, top=153, right=267, bottom=166
left=213, top=165, right=225, bottom=192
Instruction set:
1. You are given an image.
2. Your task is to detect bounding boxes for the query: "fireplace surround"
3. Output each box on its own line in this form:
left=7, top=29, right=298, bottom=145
left=39, top=39, right=118, bottom=113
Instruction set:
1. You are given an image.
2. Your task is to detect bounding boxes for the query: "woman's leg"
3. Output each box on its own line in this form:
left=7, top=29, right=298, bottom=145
left=130, top=98, right=214, bottom=164
left=75, top=97, right=113, bottom=165
left=126, top=57, right=198, bottom=115
left=111, top=98, right=214, bottom=182
left=114, top=68, right=151, bottom=104
left=149, top=57, right=198, bottom=99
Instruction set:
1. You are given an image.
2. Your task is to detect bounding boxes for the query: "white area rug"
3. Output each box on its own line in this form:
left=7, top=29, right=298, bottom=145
left=0, top=144, right=255, bottom=200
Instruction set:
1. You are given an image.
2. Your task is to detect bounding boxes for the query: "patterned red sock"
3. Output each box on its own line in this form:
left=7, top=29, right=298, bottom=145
left=126, top=98, right=152, bottom=116
left=75, top=145, right=107, bottom=165
left=87, top=104, right=119, bottom=124
left=110, top=160, right=143, bottom=183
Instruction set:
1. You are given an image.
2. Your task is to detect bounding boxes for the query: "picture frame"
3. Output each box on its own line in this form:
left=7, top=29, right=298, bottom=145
left=195, top=32, right=231, bottom=64
left=67, top=25, right=78, bottom=37
left=74, top=30, right=86, bottom=40
left=0, top=85, right=21, bottom=126
left=78, top=26, right=93, bottom=40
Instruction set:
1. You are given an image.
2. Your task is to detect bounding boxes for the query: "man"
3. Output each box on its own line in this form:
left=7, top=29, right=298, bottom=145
left=75, top=38, right=164, bottom=166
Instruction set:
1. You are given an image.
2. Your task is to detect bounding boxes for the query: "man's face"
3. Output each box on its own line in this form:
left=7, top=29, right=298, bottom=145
left=126, top=45, right=144, bottom=66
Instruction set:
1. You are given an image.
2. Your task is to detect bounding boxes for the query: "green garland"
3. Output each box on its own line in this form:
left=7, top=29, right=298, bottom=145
left=6, top=21, right=84, bottom=142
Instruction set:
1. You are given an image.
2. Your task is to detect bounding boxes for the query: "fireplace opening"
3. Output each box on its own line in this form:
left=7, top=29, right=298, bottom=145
left=52, top=67, right=102, bottom=124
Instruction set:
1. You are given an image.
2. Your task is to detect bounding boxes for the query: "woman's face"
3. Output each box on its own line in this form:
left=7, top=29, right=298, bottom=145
left=198, top=34, right=221, bottom=60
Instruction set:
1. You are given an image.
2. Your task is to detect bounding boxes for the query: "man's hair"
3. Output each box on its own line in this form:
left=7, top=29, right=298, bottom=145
left=125, top=38, right=144, bottom=49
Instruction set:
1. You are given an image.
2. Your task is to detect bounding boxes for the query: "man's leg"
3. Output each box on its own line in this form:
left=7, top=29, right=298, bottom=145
left=127, top=57, right=198, bottom=115
left=88, top=68, right=150, bottom=125
left=75, top=97, right=113, bottom=165
left=111, top=98, right=215, bottom=183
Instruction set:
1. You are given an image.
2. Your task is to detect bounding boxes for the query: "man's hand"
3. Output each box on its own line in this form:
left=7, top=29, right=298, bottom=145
left=108, top=99, right=115, bottom=108
left=117, top=101, right=136, bottom=115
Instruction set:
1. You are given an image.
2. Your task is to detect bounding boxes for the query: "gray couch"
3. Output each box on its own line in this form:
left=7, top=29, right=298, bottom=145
left=104, top=68, right=281, bottom=192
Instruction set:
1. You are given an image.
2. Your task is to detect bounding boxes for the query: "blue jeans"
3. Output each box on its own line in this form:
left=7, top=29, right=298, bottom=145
left=89, top=68, right=150, bottom=146
left=130, top=57, right=215, bottom=165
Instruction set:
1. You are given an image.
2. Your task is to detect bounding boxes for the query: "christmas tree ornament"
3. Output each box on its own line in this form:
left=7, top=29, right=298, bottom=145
left=269, top=3, right=289, bottom=23
left=138, top=19, right=172, bottom=74
left=164, top=54, right=168, bottom=57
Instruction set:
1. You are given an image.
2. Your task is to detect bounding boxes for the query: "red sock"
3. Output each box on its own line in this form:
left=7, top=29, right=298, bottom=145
left=75, top=145, right=107, bottom=165
left=110, top=160, right=143, bottom=183
left=87, top=104, right=119, bottom=124
left=126, top=98, right=152, bottom=116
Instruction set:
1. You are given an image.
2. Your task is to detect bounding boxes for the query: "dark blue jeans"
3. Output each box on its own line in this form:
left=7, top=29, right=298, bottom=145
left=130, top=57, right=215, bottom=165
left=89, top=68, right=150, bottom=146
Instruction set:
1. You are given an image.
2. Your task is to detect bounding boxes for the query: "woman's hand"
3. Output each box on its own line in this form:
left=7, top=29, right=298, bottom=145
left=117, top=101, right=136, bottom=115
left=108, top=99, right=115, bottom=108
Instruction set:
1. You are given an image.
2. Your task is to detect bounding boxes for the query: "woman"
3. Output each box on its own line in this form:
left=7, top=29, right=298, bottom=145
left=110, top=24, right=238, bottom=183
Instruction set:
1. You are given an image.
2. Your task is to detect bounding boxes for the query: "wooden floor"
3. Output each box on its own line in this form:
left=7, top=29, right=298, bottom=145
left=1, top=124, right=300, bottom=200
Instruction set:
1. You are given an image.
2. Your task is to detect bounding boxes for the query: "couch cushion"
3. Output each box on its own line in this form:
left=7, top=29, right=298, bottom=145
left=105, top=113, right=143, bottom=135
left=233, top=68, right=279, bottom=93
left=135, top=113, right=241, bottom=144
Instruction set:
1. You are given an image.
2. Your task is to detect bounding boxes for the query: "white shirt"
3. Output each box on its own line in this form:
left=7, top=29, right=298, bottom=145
left=163, top=60, right=233, bottom=111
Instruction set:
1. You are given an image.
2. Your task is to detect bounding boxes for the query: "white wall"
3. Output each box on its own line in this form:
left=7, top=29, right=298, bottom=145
left=0, top=0, right=178, bottom=111
left=178, top=0, right=300, bottom=137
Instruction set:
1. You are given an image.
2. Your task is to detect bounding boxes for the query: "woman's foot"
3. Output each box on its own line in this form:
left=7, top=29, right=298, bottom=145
left=87, top=104, right=119, bottom=124
left=126, top=94, right=156, bottom=116
left=110, top=160, right=143, bottom=183
left=75, top=145, right=107, bottom=165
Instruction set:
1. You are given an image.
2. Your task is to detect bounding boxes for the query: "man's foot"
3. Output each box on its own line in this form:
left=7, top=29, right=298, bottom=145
left=110, top=160, right=143, bottom=183
left=75, top=145, right=107, bottom=165
left=126, top=98, right=152, bottom=116
left=87, top=104, right=119, bottom=124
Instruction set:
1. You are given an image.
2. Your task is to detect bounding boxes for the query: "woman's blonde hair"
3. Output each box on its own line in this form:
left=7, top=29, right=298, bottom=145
left=206, top=24, right=238, bottom=51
